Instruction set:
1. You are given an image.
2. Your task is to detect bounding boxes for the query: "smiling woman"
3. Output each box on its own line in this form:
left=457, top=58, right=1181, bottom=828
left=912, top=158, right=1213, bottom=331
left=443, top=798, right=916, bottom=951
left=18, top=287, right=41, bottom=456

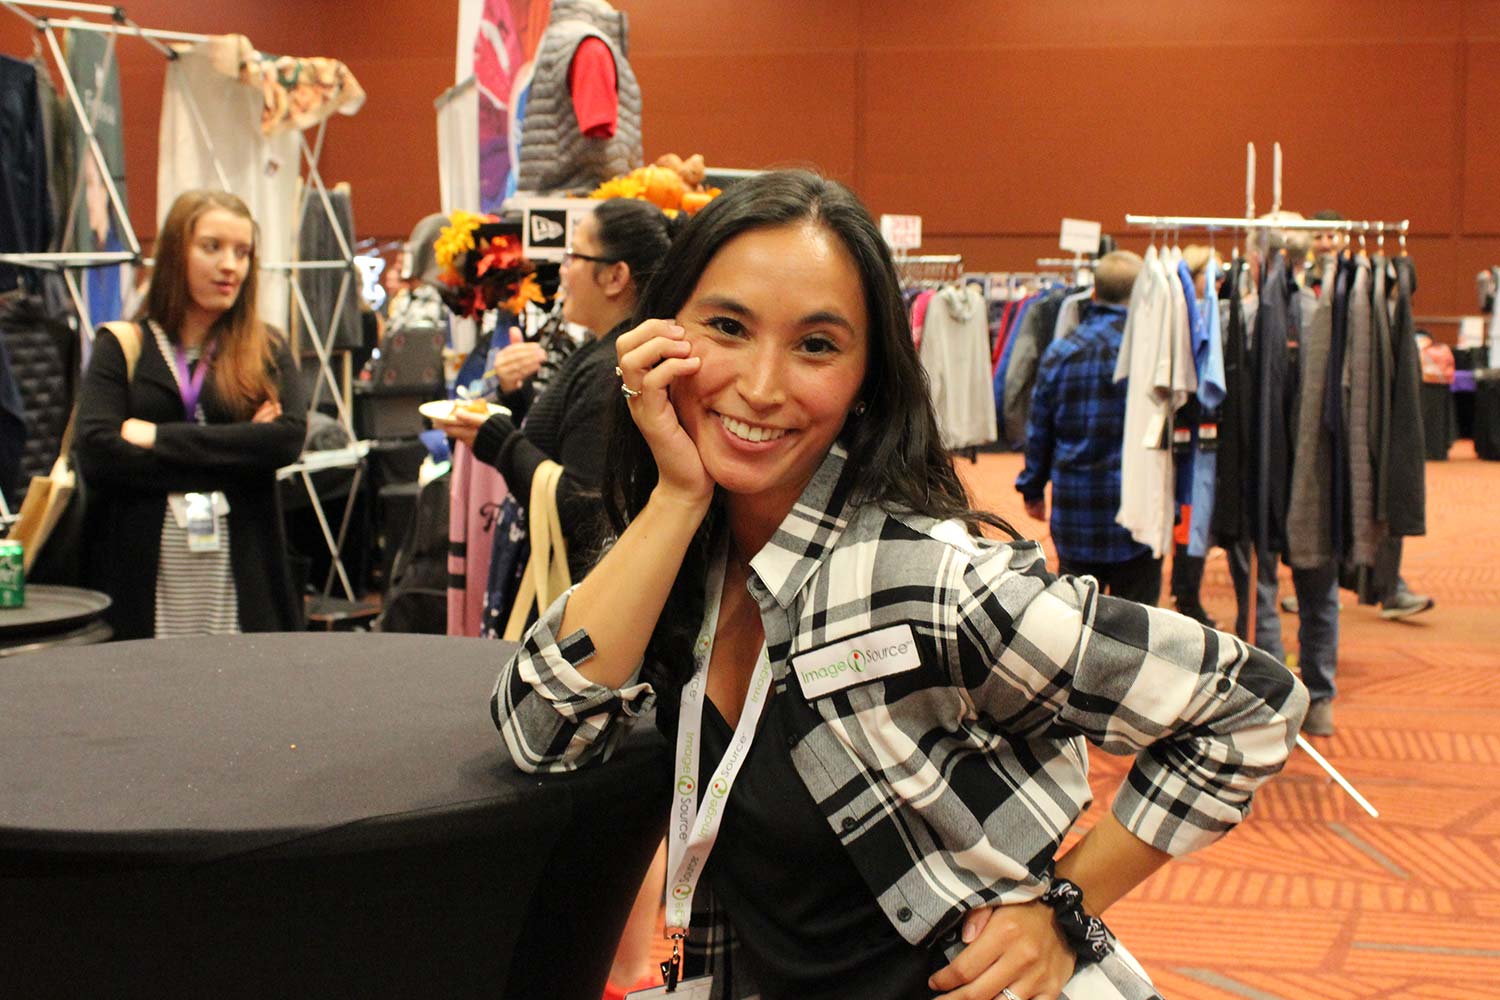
left=491, top=171, right=1308, bottom=1000
left=75, top=190, right=307, bottom=640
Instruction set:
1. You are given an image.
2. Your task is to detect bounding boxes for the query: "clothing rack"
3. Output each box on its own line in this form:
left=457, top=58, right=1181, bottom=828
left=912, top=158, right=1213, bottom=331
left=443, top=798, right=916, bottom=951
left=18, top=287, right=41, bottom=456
left=1125, top=214, right=1411, bottom=254
left=1122, top=206, right=1393, bottom=819
left=2, top=0, right=370, bottom=600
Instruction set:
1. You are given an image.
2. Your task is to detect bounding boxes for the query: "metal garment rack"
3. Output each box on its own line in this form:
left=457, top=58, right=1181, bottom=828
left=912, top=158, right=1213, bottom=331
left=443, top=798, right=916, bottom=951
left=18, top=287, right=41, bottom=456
left=894, top=253, right=964, bottom=288
left=1, top=0, right=370, bottom=601
left=1120, top=204, right=1402, bottom=819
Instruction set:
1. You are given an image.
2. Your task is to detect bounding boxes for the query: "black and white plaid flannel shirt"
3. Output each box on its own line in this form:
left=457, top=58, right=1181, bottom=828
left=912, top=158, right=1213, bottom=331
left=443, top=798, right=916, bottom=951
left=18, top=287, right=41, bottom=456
left=494, top=444, right=1308, bottom=999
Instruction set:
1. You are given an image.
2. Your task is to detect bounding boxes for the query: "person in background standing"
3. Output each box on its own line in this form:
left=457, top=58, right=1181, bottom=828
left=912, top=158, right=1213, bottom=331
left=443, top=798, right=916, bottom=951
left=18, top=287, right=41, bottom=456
left=1017, top=250, right=1162, bottom=603
left=76, top=189, right=307, bottom=639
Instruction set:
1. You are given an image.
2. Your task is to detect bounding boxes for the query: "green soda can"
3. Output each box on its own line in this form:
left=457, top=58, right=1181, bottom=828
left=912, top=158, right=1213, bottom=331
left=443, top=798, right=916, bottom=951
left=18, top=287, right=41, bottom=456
left=0, top=539, right=24, bottom=608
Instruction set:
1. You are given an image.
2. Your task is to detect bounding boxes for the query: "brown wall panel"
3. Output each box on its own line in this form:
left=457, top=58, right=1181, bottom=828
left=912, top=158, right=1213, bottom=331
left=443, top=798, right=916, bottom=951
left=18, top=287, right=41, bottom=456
left=1463, top=41, right=1500, bottom=233
left=862, top=0, right=1464, bottom=49
left=3, top=0, right=1495, bottom=321
left=631, top=52, right=859, bottom=180
left=616, top=0, right=859, bottom=53
left=861, top=41, right=1457, bottom=240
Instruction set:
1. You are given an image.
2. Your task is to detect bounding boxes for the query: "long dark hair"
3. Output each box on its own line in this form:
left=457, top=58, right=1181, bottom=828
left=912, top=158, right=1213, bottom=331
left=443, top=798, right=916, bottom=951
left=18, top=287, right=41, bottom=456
left=591, top=197, right=682, bottom=295
left=600, top=170, right=1014, bottom=707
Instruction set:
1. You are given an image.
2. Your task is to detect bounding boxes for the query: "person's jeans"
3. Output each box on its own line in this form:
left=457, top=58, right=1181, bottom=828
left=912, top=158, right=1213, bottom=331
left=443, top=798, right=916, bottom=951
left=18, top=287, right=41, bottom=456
left=1228, top=539, right=1339, bottom=702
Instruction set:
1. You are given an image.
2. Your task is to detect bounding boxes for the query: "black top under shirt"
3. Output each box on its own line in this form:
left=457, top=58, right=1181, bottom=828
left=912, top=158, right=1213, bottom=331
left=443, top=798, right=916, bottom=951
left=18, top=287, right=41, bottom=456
left=696, top=695, right=942, bottom=1000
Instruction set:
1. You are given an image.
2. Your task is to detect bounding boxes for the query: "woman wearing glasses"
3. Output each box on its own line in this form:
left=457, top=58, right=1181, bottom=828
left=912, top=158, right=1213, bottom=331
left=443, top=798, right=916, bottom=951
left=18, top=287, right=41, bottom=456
left=435, top=196, right=681, bottom=582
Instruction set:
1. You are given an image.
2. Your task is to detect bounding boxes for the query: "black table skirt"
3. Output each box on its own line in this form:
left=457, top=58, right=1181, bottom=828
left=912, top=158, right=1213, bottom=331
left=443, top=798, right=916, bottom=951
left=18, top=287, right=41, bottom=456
left=0, top=633, right=670, bottom=999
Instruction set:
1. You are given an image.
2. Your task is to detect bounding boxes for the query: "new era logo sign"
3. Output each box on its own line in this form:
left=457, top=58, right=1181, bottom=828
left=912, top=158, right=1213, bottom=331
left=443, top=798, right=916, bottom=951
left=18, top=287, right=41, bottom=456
left=529, top=213, right=565, bottom=245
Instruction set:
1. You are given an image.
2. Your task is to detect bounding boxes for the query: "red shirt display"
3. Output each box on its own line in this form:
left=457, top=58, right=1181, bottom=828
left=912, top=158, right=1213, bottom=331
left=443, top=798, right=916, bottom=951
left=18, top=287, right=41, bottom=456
left=568, top=37, right=618, bottom=138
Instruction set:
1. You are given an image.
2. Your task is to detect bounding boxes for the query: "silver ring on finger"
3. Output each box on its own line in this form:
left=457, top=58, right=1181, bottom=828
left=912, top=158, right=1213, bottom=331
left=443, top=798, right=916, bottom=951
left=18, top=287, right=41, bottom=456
left=1000, top=989, right=1022, bottom=1000
left=620, top=383, right=642, bottom=400
left=614, top=366, right=624, bottom=377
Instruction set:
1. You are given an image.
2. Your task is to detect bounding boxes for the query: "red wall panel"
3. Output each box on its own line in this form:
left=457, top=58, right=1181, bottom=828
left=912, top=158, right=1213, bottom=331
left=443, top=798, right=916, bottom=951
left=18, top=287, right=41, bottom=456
left=1, top=0, right=1494, bottom=321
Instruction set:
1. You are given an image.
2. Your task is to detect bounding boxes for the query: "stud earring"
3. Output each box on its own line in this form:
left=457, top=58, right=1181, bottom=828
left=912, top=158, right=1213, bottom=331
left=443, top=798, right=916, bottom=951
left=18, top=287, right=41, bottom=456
left=852, top=401, right=867, bottom=417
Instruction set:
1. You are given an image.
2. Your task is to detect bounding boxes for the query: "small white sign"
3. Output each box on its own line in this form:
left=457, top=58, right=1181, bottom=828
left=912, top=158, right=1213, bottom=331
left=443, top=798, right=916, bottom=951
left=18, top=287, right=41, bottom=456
left=1459, top=316, right=1485, bottom=349
left=503, top=195, right=597, bottom=261
left=1059, top=217, right=1102, bottom=255
left=792, top=623, right=923, bottom=700
left=880, top=214, right=923, bottom=250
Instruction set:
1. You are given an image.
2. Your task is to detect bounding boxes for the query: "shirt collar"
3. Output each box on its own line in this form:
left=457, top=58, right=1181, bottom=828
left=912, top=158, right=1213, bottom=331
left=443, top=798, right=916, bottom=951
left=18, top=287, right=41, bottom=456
left=746, top=442, right=856, bottom=608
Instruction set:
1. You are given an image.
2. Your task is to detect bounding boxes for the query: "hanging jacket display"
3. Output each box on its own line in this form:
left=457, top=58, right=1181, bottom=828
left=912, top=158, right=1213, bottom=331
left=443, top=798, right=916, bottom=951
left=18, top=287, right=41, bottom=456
left=0, top=56, right=53, bottom=295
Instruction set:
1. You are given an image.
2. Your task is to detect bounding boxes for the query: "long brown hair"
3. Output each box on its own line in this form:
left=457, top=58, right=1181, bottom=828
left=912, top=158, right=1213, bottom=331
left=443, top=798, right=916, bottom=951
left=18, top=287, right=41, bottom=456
left=140, top=190, right=277, bottom=418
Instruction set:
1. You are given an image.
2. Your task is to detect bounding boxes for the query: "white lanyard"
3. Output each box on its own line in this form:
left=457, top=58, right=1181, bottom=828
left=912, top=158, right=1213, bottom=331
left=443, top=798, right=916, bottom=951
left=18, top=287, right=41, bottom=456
left=664, top=538, right=775, bottom=937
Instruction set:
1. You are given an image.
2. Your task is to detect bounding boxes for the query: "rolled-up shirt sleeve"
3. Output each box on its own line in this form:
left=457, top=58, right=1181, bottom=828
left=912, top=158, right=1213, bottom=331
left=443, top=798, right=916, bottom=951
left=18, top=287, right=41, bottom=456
left=956, top=540, right=1309, bottom=856
left=492, top=585, right=656, bottom=773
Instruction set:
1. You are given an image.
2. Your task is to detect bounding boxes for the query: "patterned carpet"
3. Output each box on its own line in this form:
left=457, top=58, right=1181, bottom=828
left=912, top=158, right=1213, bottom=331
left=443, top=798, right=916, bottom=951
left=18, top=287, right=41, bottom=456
left=954, top=440, right=1500, bottom=998
left=638, top=444, right=1500, bottom=997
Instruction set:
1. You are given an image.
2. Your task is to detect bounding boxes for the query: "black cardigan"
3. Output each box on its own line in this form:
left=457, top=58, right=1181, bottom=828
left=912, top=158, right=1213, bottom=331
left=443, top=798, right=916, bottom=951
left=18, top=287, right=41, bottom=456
left=471, top=327, right=620, bottom=581
left=75, top=325, right=308, bottom=639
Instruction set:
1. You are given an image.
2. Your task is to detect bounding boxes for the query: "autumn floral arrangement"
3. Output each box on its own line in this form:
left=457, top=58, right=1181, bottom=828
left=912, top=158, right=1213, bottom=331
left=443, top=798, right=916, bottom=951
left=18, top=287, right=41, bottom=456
left=432, top=211, right=545, bottom=319
left=590, top=152, right=722, bottom=215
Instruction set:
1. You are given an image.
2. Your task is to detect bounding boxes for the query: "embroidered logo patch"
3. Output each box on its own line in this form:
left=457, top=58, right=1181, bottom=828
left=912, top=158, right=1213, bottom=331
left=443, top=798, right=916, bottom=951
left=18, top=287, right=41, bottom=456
left=791, top=623, right=922, bottom=699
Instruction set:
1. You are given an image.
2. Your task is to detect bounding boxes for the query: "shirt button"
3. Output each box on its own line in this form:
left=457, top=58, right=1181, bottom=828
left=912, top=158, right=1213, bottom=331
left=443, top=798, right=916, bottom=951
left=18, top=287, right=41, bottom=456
left=841, top=817, right=857, bottom=832
left=1216, top=677, right=1233, bottom=695
left=785, top=735, right=797, bottom=748
left=896, top=906, right=913, bottom=922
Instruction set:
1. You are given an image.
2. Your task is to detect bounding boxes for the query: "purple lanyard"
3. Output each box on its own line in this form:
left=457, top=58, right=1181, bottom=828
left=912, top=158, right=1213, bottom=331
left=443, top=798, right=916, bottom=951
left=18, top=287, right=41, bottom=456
left=172, top=342, right=214, bottom=421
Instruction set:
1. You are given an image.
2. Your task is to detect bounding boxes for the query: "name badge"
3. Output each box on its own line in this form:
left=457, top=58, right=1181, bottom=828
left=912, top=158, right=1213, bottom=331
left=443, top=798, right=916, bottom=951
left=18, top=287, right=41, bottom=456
left=792, top=623, right=922, bottom=700
left=626, top=977, right=714, bottom=999
left=184, top=491, right=222, bottom=553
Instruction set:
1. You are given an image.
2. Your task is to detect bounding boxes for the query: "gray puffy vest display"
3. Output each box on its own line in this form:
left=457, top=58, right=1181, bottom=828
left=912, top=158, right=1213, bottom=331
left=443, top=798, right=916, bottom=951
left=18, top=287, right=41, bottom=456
left=517, top=17, right=643, bottom=194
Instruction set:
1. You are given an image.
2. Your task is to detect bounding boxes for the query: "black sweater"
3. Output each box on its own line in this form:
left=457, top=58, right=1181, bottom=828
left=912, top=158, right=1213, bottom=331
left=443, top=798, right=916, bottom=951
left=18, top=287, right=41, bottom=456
left=76, top=325, right=308, bottom=639
left=471, top=327, right=621, bottom=580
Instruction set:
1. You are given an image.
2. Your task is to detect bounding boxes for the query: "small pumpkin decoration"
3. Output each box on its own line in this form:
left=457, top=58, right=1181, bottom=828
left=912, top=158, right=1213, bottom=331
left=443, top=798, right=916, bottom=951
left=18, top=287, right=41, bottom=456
left=590, top=152, right=723, bottom=215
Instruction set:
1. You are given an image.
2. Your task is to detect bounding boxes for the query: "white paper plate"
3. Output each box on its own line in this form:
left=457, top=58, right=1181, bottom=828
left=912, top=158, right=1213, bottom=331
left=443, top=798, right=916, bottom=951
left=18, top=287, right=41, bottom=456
left=419, top=400, right=510, bottom=421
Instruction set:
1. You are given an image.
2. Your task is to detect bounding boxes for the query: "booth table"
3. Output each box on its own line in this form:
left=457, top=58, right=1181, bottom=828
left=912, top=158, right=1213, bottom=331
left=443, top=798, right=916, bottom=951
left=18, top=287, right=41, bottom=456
left=0, top=633, right=669, bottom=999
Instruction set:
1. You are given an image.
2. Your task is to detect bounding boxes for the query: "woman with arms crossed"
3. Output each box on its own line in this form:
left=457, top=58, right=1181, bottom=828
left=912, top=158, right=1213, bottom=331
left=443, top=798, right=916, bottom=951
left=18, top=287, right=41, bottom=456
left=77, top=189, right=306, bottom=639
left=495, top=172, right=1306, bottom=1000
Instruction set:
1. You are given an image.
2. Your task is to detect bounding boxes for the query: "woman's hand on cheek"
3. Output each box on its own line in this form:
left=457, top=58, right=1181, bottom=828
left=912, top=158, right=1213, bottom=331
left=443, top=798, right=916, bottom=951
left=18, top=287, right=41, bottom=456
left=615, top=318, right=712, bottom=507
left=927, top=900, right=1075, bottom=1000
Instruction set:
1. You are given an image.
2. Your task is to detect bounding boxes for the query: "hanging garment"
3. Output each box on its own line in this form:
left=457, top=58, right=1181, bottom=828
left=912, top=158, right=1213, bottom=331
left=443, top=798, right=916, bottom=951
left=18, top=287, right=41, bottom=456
left=1211, top=262, right=1252, bottom=546
left=1286, top=258, right=1338, bottom=569
left=1322, top=254, right=1355, bottom=561
left=0, top=292, right=76, bottom=501
left=1344, top=258, right=1382, bottom=568
left=437, top=81, right=481, bottom=214
left=64, top=29, right=130, bottom=327
left=919, top=284, right=996, bottom=450
left=158, top=41, right=299, bottom=332
left=0, top=56, right=53, bottom=294
left=210, top=36, right=365, bottom=136
left=447, top=442, right=507, bottom=637
left=1051, top=288, right=1094, bottom=343
left=909, top=288, right=935, bottom=351
left=1115, top=247, right=1193, bottom=558
left=31, top=54, right=72, bottom=253
left=296, top=183, right=362, bottom=351
left=1186, top=256, right=1226, bottom=558
left=1384, top=256, right=1426, bottom=538
left=1369, top=254, right=1395, bottom=523
left=1250, top=253, right=1296, bottom=560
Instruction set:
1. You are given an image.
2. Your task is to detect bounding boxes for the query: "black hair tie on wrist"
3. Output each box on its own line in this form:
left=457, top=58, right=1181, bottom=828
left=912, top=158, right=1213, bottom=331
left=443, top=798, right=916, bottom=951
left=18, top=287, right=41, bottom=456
left=1040, top=877, right=1114, bottom=965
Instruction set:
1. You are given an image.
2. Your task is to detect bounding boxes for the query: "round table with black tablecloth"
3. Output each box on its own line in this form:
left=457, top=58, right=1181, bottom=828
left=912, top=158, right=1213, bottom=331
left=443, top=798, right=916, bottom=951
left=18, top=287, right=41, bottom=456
left=0, top=633, right=669, bottom=1000
left=0, top=583, right=111, bottom=655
